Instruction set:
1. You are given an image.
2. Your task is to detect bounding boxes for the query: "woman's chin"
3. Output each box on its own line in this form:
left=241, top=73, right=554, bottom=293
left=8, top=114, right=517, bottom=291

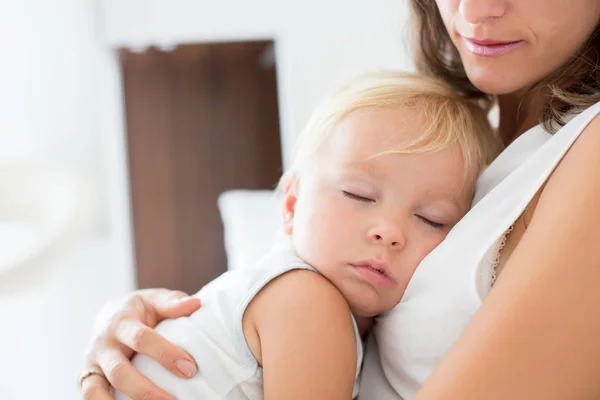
left=465, top=66, right=532, bottom=96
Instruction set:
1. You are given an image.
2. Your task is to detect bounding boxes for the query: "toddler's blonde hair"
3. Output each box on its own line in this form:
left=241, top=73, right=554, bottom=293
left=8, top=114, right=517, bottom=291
left=283, top=71, right=501, bottom=187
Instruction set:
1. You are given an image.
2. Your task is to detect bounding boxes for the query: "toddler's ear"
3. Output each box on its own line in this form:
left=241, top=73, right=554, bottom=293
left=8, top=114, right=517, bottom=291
left=281, top=174, right=298, bottom=235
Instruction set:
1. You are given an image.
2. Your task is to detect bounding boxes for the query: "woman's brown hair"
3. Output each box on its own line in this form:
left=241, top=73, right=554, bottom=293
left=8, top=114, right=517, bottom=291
left=410, top=0, right=600, bottom=132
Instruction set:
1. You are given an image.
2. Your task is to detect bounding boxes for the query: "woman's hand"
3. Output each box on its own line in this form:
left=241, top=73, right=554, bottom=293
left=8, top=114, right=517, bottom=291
left=80, top=289, right=201, bottom=400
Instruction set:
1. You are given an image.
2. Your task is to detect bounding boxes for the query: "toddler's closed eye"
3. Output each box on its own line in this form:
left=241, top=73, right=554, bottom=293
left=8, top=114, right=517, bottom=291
left=415, top=215, right=445, bottom=229
left=342, top=191, right=375, bottom=203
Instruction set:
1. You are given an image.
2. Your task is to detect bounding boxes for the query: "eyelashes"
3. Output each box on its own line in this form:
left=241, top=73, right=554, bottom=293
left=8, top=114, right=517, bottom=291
left=342, top=190, right=446, bottom=230
left=415, top=215, right=445, bottom=229
left=342, top=190, right=374, bottom=203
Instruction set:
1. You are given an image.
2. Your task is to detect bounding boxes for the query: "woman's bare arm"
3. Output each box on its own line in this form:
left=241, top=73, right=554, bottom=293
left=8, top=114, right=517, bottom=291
left=415, top=115, right=600, bottom=400
left=244, top=270, right=358, bottom=400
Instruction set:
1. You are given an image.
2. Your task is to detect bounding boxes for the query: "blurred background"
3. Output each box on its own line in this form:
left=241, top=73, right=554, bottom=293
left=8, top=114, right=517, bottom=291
left=0, top=1, right=413, bottom=398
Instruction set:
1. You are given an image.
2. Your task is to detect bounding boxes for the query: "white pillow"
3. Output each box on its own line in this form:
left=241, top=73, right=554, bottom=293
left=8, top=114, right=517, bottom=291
left=217, top=190, right=282, bottom=271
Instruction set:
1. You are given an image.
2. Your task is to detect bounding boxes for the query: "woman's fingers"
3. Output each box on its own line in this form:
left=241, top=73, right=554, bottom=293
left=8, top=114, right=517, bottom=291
left=80, top=372, right=113, bottom=400
left=80, top=289, right=201, bottom=399
left=97, top=349, right=177, bottom=400
left=142, top=289, right=201, bottom=319
left=115, top=319, right=198, bottom=378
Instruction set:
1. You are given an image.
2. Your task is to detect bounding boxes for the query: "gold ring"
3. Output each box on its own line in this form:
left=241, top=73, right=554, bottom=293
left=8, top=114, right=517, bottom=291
left=79, top=369, right=108, bottom=388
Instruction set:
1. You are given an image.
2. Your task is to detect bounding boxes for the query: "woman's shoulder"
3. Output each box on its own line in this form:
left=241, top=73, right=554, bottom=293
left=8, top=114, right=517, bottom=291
left=541, top=106, right=600, bottom=201
left=487, top=103, right=600, bottom=283
left=489, top=100, right=600, bottom=290
left=544, top=100, right=600, bottom=189
left=474, top=100, right=600, bottom=205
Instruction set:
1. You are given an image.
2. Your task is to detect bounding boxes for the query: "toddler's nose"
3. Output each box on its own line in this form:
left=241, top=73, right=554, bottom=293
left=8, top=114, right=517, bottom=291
left=368, top=223, right=405, bottom=250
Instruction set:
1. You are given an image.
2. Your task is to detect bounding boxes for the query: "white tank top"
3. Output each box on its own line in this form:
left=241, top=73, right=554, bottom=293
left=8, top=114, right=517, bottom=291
left=358, top=101, right=600, bottom=400
left=116, top=240, right=363, bottom=400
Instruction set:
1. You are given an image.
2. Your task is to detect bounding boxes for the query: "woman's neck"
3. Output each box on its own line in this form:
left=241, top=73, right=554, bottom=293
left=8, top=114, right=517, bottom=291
left=497, top=89, right=546, bottom=146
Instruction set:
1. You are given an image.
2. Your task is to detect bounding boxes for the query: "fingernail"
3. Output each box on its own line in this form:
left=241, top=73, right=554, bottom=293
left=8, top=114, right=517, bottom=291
left=175, top=296, right=193, bottom=303
left=176, top=359, right=197, bottom=377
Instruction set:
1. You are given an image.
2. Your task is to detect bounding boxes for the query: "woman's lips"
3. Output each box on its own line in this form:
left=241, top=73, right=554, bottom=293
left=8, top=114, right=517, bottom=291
left=461, top=37, right=524, bottom=57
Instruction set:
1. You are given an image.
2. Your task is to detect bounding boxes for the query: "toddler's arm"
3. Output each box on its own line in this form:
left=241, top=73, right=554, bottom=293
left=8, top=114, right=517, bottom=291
left=243, top=269, right=358, bottom=400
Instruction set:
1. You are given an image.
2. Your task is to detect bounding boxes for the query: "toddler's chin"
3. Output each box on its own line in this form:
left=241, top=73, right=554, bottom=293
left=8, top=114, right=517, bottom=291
left=349, top=301, right=383, bottom=320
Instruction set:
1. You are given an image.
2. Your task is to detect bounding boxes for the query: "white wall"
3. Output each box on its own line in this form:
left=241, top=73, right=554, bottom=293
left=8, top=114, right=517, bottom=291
left=101, top=0, right=414, bottom=165
left=0, top=1, right=134, bottom=399
left=0, top=1, right=413, bottom=398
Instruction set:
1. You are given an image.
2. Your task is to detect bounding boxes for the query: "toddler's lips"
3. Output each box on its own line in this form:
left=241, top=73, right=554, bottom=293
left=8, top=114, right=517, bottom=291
left=350, top=260, right=396, bottom=287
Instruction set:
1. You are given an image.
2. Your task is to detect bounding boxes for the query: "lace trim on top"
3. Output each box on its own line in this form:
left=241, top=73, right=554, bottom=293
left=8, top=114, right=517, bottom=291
left=490, top=223, right=515, bottom=286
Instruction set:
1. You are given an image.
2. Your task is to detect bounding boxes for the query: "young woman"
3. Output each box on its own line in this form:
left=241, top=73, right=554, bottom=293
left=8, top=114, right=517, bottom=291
left=80, top=1, right=600, bottom=399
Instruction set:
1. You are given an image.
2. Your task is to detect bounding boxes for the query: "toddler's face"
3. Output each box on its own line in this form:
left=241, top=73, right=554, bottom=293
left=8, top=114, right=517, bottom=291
left=285, top=106, right=474, bottom=318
